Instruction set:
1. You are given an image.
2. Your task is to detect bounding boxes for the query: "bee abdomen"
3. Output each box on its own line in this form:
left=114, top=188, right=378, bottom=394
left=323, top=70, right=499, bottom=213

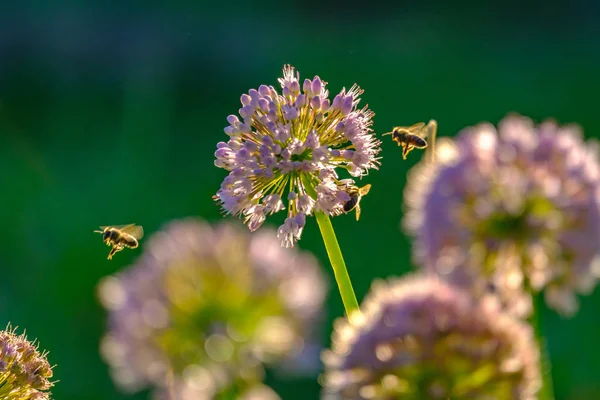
left=122, top=237, right=139, bottom=248
left=410, top=136, right=428, bottom=148
left=343, top=196, right=359, bottom=212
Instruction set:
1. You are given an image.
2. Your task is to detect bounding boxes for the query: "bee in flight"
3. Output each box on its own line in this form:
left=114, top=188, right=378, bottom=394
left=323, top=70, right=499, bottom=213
left=339, top=181, right=372, bottom=221
left=94, top=224, right=144, bottom=260
left=383, top=122, right=429, bottom=160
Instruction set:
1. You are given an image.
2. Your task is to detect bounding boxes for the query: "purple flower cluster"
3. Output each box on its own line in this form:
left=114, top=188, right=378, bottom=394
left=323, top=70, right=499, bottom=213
left=321, top=275, right=541, bottom=399
left=403, top=114, right=600, bottom=316
left=214, top=65, right=381, bottom=247
left=98, top=218, right=328, bottom=398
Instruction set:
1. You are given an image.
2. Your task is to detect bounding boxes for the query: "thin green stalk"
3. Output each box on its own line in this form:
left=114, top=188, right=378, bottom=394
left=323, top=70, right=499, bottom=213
left=426, top=119, right=438, bottom=164
left=167, top=367, right=176, bottom=400
left=531, top=293, right=555, bottom=400
left=300, top=174, right=360, bottom=315
left=314, top=211, right=360, bottom=315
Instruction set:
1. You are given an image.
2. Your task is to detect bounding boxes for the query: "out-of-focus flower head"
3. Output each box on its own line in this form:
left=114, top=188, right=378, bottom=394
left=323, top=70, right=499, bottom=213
left=98, top=218, right=328, bottom=399
left=321, top=275, right=541, bottom=400
left=0, top=324, right=54, bottom=400
left=214, top=64, right=381, bottom=247
left=168, top=381, right=283, bottom=400
left=403, top=114, right=600, bottom=317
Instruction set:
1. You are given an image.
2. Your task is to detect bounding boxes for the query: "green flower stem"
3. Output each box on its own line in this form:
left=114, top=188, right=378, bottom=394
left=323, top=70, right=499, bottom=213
left=314, top=211, right=360, bottom=315
left=300, top=173, right=360, bottom=315
left=531, top=293, right=555, bottom=400
left=166, top=367, right=175, bottom=400
left=426, top=119, right=438, bottom=164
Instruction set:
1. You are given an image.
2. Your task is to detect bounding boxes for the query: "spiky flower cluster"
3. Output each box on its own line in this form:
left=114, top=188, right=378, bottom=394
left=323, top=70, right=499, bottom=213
left=214, top=65, right=381, bottom=247
left=321, top=275, right=541, bottom=400
left=98, top=218, right=327, bottom=398
left=403, top=114, right=600, bottom=317
left=0, top=325, right=54, bottom=400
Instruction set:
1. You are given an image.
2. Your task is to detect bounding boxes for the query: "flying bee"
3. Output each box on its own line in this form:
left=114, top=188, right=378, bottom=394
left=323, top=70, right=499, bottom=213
left=340, top=182, right=372, bottom=221
left=383, top=122, right=428, bottom=160
left=94, top=224, right=144, bottom=260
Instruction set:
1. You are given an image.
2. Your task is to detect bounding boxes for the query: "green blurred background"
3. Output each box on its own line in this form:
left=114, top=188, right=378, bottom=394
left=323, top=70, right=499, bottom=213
left=1, top=1, right=600, bottom=399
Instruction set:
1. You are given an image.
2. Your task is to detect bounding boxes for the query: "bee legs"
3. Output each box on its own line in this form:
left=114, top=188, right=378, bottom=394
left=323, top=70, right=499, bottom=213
left=107, top=245, right=125, bottom=260
left=401, top=144, right=412, bottom=160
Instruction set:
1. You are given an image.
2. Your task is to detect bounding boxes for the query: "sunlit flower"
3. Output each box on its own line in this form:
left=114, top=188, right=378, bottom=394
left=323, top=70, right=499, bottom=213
left=160, top=380, right=282, bottom=400
left=321, top=275, right=541, bottom=400
left=214, top=64, right=381, bottom=247
left=98, top=218, right=328, bottom=398
left=237, top=383, right=282, bottom=400
left=403, top=114, right=600, bottom=317
left=0, top=324, right=54, bottom=400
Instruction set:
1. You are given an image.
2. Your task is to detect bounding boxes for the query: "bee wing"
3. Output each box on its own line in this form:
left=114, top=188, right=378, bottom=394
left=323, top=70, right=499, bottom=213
left=407, top=122, right=426, bottom=132
left=392, top=122, right=424, bottom=132
left=118, top=224, right=145, bottom=240
left=388, top=122, right=426, bottom=137
left=358, top=184, right=372, bottom=196
left=406, top=122, right=428, bottom=139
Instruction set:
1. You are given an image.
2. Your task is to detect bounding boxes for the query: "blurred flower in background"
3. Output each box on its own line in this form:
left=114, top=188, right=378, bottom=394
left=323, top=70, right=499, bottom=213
left=0, top=324, right=54, bottom=400
left=97, top=218, right=328, bottom=399
left=403, top=114, right=600, bottom=317
left=321, top=275, right=541, bottom=400
left=213, top=64, right=381, bottom=247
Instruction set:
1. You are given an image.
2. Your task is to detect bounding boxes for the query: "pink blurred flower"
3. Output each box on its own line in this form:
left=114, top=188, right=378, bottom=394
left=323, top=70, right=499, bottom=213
left=404, top=114, right=600, bottom=316
left=98, top=218, right=328, bottom=398
left=321, top=275, right=541, bottom=399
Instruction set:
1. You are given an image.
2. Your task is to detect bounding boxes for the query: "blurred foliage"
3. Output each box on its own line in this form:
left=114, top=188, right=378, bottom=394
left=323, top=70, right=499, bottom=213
left=0, top=2, right=599, bottom=399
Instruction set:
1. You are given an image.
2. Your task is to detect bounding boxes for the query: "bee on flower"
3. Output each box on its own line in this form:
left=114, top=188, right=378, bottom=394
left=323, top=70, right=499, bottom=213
left=214, top=65, right=381, bottom=247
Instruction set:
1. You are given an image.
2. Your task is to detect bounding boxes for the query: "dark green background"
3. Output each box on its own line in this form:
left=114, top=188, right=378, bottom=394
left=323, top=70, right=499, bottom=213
left=1, top=2, right=599, bottom=399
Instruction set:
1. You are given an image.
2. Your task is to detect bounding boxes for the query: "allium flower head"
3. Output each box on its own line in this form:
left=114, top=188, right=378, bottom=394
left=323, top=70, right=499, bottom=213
left=321, top=275, right=541, bottom=400
left=214, top=65, right=381, bottom=247
left=404, top=114, right=600, bottom=317
left=0, top=324, right=54, bottom=400
left=98, top=218, right=327, bottom=399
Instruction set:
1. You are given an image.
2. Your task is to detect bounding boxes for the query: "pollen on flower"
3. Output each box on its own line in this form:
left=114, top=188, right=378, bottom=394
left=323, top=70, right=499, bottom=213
left=0, top=324, right=55, bottom=400
left=98, top=218, right=328, bottom=399
left=321, top=275, right=541, bottom=400
left=403, top=114, right=600, bottom=317
left=214, top=65, right=381, bottom=247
